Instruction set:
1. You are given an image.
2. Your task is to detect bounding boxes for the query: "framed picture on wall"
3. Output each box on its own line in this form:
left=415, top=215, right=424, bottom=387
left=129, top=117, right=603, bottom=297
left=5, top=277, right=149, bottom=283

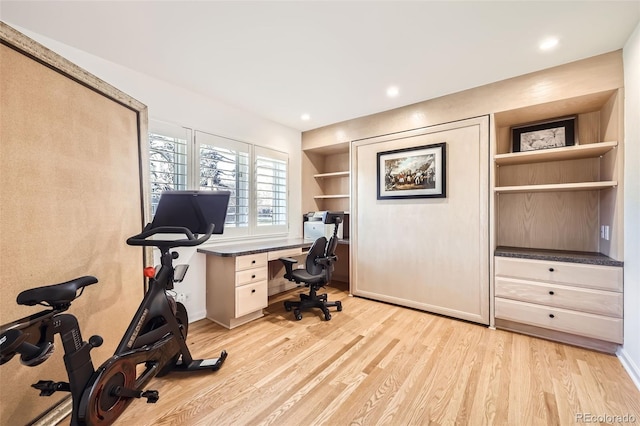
left=377, top=142, right=446, bottom=199
left=512, top=116, right=576, bottom=153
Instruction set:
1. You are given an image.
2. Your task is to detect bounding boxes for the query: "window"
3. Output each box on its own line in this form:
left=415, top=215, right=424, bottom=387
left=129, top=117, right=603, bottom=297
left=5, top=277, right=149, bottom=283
left=255, top=147, right=287, bottom=227
left=148, top=128, right=190, bottom=215
left=195, top=131, right=250, bottom=231
left=148, top=121, right=288, bottom=238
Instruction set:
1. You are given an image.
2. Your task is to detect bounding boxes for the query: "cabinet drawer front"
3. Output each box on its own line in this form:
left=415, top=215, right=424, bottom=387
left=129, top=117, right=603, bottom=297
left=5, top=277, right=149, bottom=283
left=268, top=247, right=303, bottom=261
left=236, top=267, right=268, bottom=286
left=495, top=257, right=622, bottom=291
left=495, top=298, right=623, bottom=343
left=235, top=253, right=268, bottom=271
left=495, top=277, right=622, bottom=317
left=235, top=281, right=268, bottom=317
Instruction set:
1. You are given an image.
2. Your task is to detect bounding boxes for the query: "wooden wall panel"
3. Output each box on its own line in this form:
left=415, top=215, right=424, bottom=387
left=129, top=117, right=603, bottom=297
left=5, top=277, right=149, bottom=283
left=496, top=192, right=600, bottom=251
left=351, top=116, right=490, bottom=324
left=0, top=26, right=146, bottom=425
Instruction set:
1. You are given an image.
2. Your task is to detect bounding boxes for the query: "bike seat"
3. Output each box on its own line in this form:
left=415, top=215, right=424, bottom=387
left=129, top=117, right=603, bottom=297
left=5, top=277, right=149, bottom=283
left=17, top=276, right=98, bottom=306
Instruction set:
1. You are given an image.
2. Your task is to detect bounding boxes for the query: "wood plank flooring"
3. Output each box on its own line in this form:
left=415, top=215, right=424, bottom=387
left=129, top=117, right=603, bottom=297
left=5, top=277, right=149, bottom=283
left=114, top=282, right=640, bottom=426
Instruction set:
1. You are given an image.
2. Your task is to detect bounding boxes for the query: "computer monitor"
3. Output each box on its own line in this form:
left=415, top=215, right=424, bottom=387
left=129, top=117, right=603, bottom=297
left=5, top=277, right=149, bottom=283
left=151, top=190, right=231, bottom=234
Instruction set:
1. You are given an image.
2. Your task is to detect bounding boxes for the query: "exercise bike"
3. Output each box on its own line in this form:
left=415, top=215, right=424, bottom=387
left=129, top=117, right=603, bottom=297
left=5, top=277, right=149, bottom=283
left=0, top=190, right=231, bottom=425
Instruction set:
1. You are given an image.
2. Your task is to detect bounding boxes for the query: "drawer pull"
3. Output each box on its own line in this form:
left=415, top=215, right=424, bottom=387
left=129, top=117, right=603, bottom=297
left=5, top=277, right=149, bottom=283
left=251, top=289, right=256, bottom=294
left=252, top=260, right=256, bottom=264
left=252, top=274, right=256, bottom=279
left=548, top=267, right=555, bottom=272
left=548, top=291, right=555, bottom=295
left=549, top=314, right=555, bottom=319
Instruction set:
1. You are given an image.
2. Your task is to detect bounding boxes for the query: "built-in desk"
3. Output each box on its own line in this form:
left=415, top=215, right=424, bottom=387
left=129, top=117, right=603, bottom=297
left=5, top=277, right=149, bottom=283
left=198, top=239, right=309, bottom=329
left=198, top=238, right=348, bottom=329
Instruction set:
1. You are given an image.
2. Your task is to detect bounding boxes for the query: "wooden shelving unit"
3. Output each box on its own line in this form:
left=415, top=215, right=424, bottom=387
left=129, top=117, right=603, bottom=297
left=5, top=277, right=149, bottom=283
left=495, top=181, right=618, bottom=193
left=313, top=171, right=350, bottom=179
left=494, top=89, right=622, bottom=256
left=313, top=194, right=350, bottom=199
left=492, top=89, right=625, bottom=351
left=302, top=143, right=350, bottom=213
left=494, top=141, right=617, bottom=166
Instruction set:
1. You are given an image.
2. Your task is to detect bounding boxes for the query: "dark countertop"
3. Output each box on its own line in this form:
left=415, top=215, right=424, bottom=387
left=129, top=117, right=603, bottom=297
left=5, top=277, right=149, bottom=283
left=198, top=238, right=349, bottom=257
left=495, top=246, right=623, bottom=267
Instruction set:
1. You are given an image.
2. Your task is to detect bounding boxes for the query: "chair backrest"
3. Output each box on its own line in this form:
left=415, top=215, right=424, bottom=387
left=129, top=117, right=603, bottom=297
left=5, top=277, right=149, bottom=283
left=305, top=236, right=327, bottom=276
left=325, top=235, right=339, bottom=258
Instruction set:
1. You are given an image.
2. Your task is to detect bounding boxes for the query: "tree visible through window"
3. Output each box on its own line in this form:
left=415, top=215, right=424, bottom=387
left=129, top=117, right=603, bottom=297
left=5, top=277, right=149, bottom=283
left=199, top=143, right=250, bottom=228
left=148, top=123, right=288, bottom=236
left=149, top=132, right=187, bottom=215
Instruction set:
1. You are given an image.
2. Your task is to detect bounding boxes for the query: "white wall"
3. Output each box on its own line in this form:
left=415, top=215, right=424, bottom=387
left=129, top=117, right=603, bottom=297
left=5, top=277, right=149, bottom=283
left=10, top=24, right=303, bottom=321
left=620, top=21, right=640, bottom=390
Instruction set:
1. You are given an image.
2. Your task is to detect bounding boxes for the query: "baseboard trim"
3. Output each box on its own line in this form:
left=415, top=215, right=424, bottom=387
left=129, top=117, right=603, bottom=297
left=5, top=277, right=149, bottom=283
left=189, top=309, right=207, bottom=323
left=617, top=347, right=640, bottom=392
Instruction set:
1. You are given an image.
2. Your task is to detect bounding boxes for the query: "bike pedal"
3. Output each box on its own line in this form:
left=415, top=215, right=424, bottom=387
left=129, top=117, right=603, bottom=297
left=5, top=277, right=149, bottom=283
left=141, top=390, right=159, bottom=403
left=31, top=380, right=70, bottom=396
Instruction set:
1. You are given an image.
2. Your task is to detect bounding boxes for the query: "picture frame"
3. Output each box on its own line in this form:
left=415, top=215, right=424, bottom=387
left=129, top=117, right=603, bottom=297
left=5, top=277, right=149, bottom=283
left=377, top=142, right=446, bottom=200
left=512, top=116, right=576, bottom=153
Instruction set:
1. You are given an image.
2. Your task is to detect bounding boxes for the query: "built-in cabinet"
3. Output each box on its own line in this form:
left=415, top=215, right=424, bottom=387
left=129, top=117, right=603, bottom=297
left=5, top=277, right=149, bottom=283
left=302, top=142, right=350, bottom=214
left=205, top=253, right=269, bottom=329
left=204, top=246, right=305, bottom=329
left=493, top=89, right=624, bottom=352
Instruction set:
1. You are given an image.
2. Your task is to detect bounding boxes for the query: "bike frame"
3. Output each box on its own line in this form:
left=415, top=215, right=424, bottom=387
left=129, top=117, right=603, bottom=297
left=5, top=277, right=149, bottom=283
left=1, top=254, right=197, bottom=426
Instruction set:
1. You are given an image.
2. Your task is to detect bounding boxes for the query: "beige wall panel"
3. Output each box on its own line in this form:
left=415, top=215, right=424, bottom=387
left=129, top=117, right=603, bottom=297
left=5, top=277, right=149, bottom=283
left=352, top=117, right=489, bottom=324
left=301, top=151, right=323, bottom=213
left=577, top=111, right=601, bottom=145
left=599, top=89, right=623, bottom=259
left=0, top=38, right=144, bottom=424
left=324, top=151, right=350, bottom=173
left=496, top=192, right=599, bottom=251
left=497, top=158, right=600, bottom=187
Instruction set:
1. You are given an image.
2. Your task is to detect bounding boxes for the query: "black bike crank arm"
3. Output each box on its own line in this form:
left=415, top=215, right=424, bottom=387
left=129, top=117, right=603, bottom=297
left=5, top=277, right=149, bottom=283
left=111, top=386, right=159, bottom=404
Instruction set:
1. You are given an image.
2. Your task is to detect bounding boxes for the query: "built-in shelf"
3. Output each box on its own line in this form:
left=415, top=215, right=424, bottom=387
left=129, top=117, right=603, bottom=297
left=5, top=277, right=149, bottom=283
left=314, top=171, right=350, bottom=179
left=495, top=141, right=617, bottom=166
left=313, top=194, right=350, bottom=199
left=495, top=181, right=618, bottom=194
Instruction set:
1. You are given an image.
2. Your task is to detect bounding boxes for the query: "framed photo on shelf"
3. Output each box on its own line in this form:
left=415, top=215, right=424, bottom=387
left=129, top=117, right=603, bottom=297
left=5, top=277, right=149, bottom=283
left=377, top=142, right=446, bottom=200
left=512, top=117, right=576, bottom=153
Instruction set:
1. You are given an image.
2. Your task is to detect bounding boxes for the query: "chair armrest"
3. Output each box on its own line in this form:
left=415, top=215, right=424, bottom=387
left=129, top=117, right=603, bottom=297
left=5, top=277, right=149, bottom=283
left=316, top=254, right=338, bottom=267
left=279, top=257, right=298, bottom=281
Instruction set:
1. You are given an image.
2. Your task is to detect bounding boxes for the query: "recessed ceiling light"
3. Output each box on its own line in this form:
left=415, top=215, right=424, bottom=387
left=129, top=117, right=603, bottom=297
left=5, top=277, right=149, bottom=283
left=539, top=37, right=559, bottom=51
left=301, top=113, right=310, bottom=121
left=386, top=86, right=399, bottom=98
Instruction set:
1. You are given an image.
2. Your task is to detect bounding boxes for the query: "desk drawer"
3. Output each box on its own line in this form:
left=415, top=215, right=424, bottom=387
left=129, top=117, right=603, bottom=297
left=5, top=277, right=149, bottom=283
left=268, top=247, right=303, bottom=261
left=495, top=277, right=622, bottom=317
left=235, top=281, right=268, bottom=317
left=236, top=267, right=268, bottom=286
left=495, top=257, right=622, bottom=291
left=495, top=298, right=623, bottom=343
left=235, top=253, right=268, bottom=271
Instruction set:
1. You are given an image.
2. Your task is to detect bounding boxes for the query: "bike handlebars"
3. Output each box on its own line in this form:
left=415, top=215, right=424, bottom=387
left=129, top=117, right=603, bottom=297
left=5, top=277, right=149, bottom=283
left=126, top=223, right=215, bottom=249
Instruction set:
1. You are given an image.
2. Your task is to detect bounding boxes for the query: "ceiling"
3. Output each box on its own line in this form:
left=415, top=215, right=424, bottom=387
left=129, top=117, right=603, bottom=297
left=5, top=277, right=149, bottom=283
left=1, top=1, right=639, bottom=132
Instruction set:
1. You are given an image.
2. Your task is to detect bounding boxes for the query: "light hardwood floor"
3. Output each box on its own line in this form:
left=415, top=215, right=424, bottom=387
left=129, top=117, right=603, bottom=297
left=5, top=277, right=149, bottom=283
left=114, top=282, right=640, bottom=426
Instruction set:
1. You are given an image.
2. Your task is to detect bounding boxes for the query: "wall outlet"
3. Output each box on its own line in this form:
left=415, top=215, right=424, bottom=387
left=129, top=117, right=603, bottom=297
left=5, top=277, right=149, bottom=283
left=176, top=293, right=187, bottom=303
left=601, top=225, right=605, bottom=238
left=604, top=225, right=610, bottom=241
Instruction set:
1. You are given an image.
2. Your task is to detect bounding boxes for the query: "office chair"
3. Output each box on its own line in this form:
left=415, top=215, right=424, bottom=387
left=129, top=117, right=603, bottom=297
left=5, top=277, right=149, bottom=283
left=279, top=212, right=344, bottom=321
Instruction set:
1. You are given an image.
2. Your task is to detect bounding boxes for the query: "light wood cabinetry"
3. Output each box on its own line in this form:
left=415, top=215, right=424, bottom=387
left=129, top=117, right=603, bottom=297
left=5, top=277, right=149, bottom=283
left=302, top=142, right=350, bottom=214
left=494, top=89, right=623, bottom=256
left=206, top=253, right=269, bottom=329
left=493, top=89, right=624, bottom=351
left=495, top=256, right=623, bottom=351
